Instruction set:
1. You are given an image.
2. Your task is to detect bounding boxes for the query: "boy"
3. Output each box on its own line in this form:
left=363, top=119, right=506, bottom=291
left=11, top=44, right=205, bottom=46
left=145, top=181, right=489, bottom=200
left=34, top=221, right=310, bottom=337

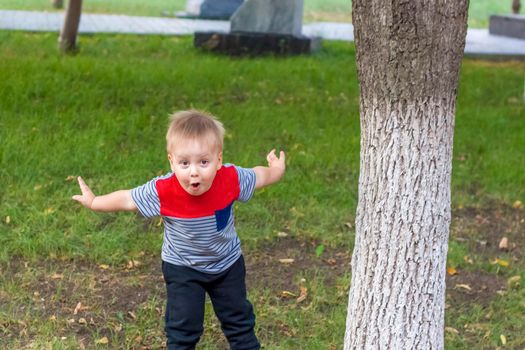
left=72, top=110, right=285, bottom=350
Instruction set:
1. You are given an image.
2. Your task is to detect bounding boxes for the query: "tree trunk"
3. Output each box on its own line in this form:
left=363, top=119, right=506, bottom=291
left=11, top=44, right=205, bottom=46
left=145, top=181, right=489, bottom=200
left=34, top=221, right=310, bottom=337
left=52, top=0, right=64, bottom=9
left=512, top=0, right=521, bottom=14
left=344, top=1, right=469, bottom=348
left=58, top=0, right=82, bottom=53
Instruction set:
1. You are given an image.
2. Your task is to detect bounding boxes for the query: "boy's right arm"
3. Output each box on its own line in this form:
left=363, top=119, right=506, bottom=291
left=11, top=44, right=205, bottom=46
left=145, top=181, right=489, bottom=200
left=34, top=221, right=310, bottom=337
left=72, top=176, right=137, bottom=212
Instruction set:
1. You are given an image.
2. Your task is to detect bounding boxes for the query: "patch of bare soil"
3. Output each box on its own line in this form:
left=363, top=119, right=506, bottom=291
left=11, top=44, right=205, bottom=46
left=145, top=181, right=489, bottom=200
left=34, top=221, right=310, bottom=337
left=451, top=204, right=525, bottom=259
left=245, top=236, right=351, bottom=292
left=446, top=271, right=506, bottom=307
left=2, top=204, right=522, bottom=346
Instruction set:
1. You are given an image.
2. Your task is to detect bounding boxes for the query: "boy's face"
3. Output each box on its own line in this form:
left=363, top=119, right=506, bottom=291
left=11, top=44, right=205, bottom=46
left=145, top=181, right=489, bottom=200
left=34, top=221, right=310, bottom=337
left=167, top=136, right=222, bottom=196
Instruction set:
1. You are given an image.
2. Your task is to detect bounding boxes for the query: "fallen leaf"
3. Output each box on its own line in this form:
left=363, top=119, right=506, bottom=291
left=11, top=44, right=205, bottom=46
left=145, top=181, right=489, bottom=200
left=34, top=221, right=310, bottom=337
left=498, top=237, right=509, bottom=250
left=507, top=275, right=521, bottom=288
left=455, top=284, right=472, bottom=291
left=34, top=184, right=42, bottom=191
left=512, top=200, right=523, bottom=209
left=99, top=264, right=110, bottom=270
left=490, top=258, right=510, bottom=267
left=65, top=175, right=75, bottom=181
left=445, top=327, right=459, bottom=335
left=50, top=273, right=64, bottom=280
left=281, top=290, right=297, bottom=298
left=500, top=334, right=507, bottom=345
left=344, top=222, right=353, bottom=229
left=277, top=231, right=288, bottom=238
left=127, top=260, right=142, bottom=269
left=128, top=311, right=137, bottom=320
left=324, top=258, right=337, bottom=266
left=5, top=216, right=10, bottom=224
left=463, top=256, right=474, bottom=264
left=74, top=302, right=82, bottom=315
left=315, top=244, right=325, bottom=258
left=96, top=337, right=109, bottom=345
left=279, top=258, right=294, bottom=264
left=296, top=286, right=308, bottom=303
left=44, top=207, right=55, bottom=215
left=78, top=318, right=87, bottom=325
left=447, top=267, right=458, bottom=276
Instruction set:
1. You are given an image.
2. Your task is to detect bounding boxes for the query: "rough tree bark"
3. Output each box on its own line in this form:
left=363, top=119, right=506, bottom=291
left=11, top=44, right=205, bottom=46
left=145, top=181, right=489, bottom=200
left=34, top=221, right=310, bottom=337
left=344, top=1, right=469, bottom=349
left=58, top=0, right=83, bottom=53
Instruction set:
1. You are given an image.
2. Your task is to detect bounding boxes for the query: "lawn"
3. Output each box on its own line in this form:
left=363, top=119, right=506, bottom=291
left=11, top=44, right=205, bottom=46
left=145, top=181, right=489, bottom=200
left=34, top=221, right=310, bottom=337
left=0, top=0, right=516, bottom=27
left=0, top=31, right=524, bottom=349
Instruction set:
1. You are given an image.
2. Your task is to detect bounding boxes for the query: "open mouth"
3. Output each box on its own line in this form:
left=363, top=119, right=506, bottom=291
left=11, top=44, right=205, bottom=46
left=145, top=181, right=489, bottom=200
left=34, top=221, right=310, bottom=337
left=191, top=183, right=200, bottom=189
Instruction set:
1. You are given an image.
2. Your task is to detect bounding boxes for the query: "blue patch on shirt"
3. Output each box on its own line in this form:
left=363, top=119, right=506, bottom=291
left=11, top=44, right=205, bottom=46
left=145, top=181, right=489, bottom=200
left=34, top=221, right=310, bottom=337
left=215, top=203, right=233, bottom=231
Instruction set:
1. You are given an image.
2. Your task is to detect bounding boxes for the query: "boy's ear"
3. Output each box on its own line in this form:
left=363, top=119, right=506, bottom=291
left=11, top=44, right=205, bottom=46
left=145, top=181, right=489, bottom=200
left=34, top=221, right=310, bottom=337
left=217, top=151, right=223, bottom=170
left=167, top=153, right=175, bottom=170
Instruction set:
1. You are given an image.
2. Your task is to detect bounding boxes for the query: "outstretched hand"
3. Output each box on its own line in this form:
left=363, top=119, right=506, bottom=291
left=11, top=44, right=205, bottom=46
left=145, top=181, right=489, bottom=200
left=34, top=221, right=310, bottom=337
left=266, top=149, right=286, bottom=172
left=72, top=176, right=95, bottom=209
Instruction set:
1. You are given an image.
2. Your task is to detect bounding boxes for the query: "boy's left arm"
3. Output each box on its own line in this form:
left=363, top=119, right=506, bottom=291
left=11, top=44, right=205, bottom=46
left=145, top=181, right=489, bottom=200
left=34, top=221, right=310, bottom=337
left=253, top=149, right=286, bottom=189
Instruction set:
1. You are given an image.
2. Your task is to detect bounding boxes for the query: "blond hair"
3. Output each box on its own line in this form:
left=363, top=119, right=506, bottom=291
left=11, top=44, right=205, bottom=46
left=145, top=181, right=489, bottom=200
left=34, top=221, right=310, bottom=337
left=166, top=110, right=225, bottom=153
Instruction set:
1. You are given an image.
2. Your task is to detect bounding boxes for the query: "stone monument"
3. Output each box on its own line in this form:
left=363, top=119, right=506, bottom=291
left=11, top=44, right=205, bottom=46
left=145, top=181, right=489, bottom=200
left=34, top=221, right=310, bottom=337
left=194, top=0, right=321, bottom=55
left=489, top=14, right=525, bottom=40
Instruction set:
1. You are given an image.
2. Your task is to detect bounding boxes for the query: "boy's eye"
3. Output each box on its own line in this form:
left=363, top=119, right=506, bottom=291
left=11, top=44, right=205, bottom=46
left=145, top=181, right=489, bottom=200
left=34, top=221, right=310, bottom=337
left=179, top=161, right=189, bottom=167
left=201, top=160, right=209, bottom=166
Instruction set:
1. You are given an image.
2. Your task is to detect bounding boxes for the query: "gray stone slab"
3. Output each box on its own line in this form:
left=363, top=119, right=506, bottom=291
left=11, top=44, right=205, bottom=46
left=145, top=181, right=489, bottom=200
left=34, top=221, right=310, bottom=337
left=200, top=0, right=243, bottom=20
left=465, top=28, right=525, bottom=60
left=489, top=14, right=525, bottom=40
left=231, top=0, right=303, bottom=36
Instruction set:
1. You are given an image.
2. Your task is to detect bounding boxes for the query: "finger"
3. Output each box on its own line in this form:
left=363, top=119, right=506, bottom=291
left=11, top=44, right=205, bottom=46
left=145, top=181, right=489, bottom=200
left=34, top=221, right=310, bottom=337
left=279, top=151, right=285, bottom=160
left=78, top=176, right=91, bottom=194
left=267, top=149, right=276, bottom=161
left=72, top=195, right=82, bottom=202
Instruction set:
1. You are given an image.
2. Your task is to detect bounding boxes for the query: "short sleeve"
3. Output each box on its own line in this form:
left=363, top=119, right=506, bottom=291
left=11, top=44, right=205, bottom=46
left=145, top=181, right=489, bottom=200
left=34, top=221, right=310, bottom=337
left=131, top=178, right=161, bottom=218
left=235, top=166, right=256, bottom=202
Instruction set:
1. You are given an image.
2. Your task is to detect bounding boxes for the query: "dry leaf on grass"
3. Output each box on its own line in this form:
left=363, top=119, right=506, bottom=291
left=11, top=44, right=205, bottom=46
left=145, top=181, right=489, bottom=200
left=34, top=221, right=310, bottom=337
left=96, top=337, right=109, bottom=345
left=445, top=327, right=459, bottom=335
left=498, top=237, right=509, bottom=250
left=490, top=258, right=510, bottom=267
left=50, top=273, right=64, bottom=280
left=296, top=286, right=308, bottom=303
left=447, top=267, right=458, bottom=276
left=281, top=291, right=297, bottom=298
left=278, top=258, right=295, bottom=264
left=454, top=284, right=472, bottom=292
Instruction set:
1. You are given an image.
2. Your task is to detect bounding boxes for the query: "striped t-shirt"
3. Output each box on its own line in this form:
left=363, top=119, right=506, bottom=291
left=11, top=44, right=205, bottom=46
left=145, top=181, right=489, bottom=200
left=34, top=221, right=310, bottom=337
left=131, top=164, right=256, bottom=274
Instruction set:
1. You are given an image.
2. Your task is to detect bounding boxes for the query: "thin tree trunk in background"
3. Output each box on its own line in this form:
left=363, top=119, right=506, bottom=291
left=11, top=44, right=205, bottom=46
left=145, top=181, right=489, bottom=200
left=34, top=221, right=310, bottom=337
left=344, top=0, right=469, bottom=348
left=58, top=0, right=82, bottom=53
left=512, top=0, right=521, bottom=14
left=52, top=0, right=64, bottom=9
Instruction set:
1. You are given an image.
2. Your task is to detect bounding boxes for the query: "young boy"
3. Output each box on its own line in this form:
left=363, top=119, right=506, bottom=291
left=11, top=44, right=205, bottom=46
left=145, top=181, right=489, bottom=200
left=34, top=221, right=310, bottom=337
left=72, top=110, right=285, bottom=350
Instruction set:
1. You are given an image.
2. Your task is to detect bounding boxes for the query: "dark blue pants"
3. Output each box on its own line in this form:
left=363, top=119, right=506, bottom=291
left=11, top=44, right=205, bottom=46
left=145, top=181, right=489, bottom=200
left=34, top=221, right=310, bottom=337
left=162, top=256, right=260, bottom=350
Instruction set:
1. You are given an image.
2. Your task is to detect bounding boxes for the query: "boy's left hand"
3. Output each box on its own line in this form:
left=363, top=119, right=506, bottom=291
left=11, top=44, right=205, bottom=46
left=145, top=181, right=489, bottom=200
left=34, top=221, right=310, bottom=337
left=267, top=149, right=286, bottom=173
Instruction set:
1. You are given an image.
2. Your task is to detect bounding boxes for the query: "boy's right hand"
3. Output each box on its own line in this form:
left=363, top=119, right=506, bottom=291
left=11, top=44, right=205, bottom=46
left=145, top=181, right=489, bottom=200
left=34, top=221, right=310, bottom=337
left=72, top=176, right=96, bottom=209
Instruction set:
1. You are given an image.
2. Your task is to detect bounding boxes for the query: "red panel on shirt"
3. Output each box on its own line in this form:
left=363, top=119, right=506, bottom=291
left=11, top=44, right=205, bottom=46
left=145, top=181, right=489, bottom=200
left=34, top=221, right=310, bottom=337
left=156, top=165, right=240, bottom=218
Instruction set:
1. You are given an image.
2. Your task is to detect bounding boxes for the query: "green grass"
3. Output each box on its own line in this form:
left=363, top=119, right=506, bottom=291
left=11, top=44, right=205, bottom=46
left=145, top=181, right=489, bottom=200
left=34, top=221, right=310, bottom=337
left=0, top=0, right=515, bottom=27
left=0, top=32, right=524, bottom=349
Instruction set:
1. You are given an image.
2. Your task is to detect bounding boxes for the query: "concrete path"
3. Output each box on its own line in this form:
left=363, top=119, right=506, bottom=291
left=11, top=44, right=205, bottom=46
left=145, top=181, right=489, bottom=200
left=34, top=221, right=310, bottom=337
left=1, top=10, right=524, bottom=59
